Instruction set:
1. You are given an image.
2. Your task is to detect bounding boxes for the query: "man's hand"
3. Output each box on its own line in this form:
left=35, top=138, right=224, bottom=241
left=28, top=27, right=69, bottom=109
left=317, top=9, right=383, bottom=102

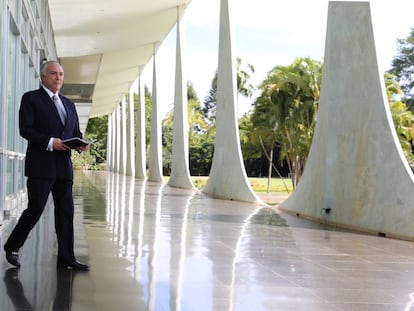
left=53, top=138, right=71, bottom=151
left=78, top=144, right=90, bottom=153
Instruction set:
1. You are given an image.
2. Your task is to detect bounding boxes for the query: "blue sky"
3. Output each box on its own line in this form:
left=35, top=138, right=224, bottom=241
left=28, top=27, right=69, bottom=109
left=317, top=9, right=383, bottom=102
left=140, top=0, right=414, bottom=117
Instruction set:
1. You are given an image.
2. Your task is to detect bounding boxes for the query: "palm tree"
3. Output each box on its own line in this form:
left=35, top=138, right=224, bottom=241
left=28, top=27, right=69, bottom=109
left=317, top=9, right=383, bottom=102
left=251, top=57, right=322, bottom=188
left=202, top=57, right=255, bottom=122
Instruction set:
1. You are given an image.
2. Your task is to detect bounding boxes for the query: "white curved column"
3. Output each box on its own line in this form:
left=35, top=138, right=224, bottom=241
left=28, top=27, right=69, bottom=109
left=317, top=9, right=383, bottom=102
left=148, top=43, right=163, bottom=183
left=135, top=67, right=146, bottom=179
left=281, top=2, right=414, bottom=239
left=203, top=0, right=260, bottom=203
left=168, top=6, right=194, bottom=189
left=126, top=84, right=136, bottom=176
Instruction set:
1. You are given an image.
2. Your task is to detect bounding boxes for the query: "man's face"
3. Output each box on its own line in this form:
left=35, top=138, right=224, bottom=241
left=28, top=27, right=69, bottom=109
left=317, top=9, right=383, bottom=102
left=41, top=63, right=64, bottom=93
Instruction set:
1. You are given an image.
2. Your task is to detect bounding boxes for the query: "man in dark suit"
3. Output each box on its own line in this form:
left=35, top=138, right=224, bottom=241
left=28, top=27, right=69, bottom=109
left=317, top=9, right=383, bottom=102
left=3, top=61, right=89, bottom=271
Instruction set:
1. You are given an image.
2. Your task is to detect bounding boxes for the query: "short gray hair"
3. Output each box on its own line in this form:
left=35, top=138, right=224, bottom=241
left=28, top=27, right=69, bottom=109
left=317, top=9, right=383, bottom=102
left=40, top=60, right=61, bottom=76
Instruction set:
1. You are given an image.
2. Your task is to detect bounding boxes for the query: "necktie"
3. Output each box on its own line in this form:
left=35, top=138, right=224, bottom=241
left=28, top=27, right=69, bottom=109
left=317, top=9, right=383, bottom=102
left=52, top=95, right=67, bottom=124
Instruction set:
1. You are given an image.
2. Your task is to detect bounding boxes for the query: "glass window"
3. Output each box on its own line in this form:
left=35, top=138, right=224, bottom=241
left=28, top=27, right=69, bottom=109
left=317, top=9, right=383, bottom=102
left=7, top=31, right=17, bottom=151
left=0, top=5, right=6, bottom=210
left=0, top=1, right=4, bottom=148
left=0, top=154, right=3, bottom=206
left=17, top=155, right=25, bottom=191
left=0, top=0, right=58, bottom=202
left=6, top=156, right=15, bottom=195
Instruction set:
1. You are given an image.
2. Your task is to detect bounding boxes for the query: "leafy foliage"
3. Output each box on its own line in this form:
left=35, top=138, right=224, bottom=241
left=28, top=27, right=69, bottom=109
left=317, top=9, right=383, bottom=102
left=250, top=57, right=322, bottom=188
left=385, top=73, right=414, bottom=163
left=75, top=115, right=108, bottom=170
left=202, top=57, right=255, bottom=123
left=162, top=83, right=214, bottom=176
left=189, top=132, right=215, bottom=175
left=389, top=27, right=414, bottom=109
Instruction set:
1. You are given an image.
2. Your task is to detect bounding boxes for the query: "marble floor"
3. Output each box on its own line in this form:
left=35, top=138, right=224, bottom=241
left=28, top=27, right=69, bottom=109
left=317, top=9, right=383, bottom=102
left=1, top=171, right=414, bottom=310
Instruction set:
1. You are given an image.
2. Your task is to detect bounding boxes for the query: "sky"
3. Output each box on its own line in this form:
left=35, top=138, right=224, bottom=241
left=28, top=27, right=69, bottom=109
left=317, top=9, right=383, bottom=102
left=140, top=0, right=414, bottom=117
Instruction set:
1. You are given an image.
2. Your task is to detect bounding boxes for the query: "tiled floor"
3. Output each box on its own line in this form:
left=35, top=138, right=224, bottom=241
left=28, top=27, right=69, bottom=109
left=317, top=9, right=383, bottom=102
left=1, top=171, right=414, bottom=310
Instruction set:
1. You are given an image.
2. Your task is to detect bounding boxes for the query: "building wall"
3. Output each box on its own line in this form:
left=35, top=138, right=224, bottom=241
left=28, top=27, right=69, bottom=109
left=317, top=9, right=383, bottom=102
left=0, top=0, right=58, bottom=221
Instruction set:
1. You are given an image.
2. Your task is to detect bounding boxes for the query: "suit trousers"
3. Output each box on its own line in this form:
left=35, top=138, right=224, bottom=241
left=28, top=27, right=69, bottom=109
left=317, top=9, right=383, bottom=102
left=4, top=177, right=75, bottom=262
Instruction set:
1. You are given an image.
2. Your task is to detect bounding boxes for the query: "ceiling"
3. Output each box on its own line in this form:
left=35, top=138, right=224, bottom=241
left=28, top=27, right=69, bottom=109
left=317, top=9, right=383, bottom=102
left=49, top=0, right=192, bottom=121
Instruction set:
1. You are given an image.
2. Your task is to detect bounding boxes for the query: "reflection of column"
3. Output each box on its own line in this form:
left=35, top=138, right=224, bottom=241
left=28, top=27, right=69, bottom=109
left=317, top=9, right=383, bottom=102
left=405, top=292, right=414, bottom=311
left=120, top=96, right=128, bottom=175
left=203, top=0, right=260, bottom=203
left=113, top=173, right=121, bottom=242
left=148, top=183, right=164, bottom=309
left=168, top=6, right=194, bottom=190
left=226, top=208, right=290, bottom=310
left=111, top=112, right=117, bottom=172
left=31, top=197, right=56, bottom=309
left=135, top=66, right=146, bottom=179
left=119, top=174, right=127, bottom=252
left=229, top=207, right=262, bottom=311
left=173, top=194, right=192, bottom=311
left=115, top=104, right=121, bottom=173
left=126, top=85, right=136, bottom=176
left=107, top=114, right=112, bottom=171
left=148, top=43, right=163, bottom=183
left=126, top=177, right=135, bottom=258
left=106, top=172, right=114, bottom=224
left=106, top=172, right=134, bottom=257
left=134, top=180, right=146, bottom=277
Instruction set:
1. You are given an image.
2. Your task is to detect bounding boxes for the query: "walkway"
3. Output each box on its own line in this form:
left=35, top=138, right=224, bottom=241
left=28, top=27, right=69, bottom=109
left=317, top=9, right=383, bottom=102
left=1, top=171, right=414, bottom=310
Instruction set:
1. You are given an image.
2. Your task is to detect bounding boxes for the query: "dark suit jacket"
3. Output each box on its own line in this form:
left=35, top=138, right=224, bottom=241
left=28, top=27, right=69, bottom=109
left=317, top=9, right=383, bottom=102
left=19, top=87, right=83, bottom=180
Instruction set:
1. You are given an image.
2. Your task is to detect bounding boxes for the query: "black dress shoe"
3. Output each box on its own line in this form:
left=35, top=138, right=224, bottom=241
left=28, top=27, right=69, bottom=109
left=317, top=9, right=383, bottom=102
left=5, top=251, right=20, bottom=268
left=57, top=260, right=89, bottom=271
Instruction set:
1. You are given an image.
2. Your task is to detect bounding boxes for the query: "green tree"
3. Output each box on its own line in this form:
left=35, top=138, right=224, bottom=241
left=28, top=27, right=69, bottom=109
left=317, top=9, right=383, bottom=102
left=252, top=57, right=322, bottom=188
left=161, top=122, right=173, bottom=175
left=82, top=115, right=108, bottom=169
left=385, top=73, right=414, bottom=163
left=162, top=82, right=213, bottom=176
left=203, top=57, right=255, bottom=122
left=239, top=114, right=262, bottom=161
left=189, top=91, right=215, bottom=175
left=389, top=27, right=414, bottom=110
left=187, top=81, right=199, bottom=102
left=140, top=86, right=152, bottom=146
left=189, top=131, right=215, bottom=176
left=133, top=85, right=152, bottom=171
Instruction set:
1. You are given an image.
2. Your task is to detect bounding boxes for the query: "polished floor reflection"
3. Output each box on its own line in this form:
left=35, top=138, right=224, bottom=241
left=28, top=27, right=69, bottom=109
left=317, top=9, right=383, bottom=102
left=2, top=171, right=414, bottom=310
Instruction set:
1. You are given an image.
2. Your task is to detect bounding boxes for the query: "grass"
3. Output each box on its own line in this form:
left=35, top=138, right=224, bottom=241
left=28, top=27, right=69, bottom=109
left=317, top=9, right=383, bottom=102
left=248, top=177, right=293, bottom=193
left=165, top=176, right=293, bottom=193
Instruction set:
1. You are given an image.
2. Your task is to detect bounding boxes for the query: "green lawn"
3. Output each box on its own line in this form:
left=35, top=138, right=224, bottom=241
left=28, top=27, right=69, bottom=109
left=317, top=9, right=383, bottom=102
left=248, top=177, right=293, bottom=193
left=165, top=176, right=293, bottom=193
